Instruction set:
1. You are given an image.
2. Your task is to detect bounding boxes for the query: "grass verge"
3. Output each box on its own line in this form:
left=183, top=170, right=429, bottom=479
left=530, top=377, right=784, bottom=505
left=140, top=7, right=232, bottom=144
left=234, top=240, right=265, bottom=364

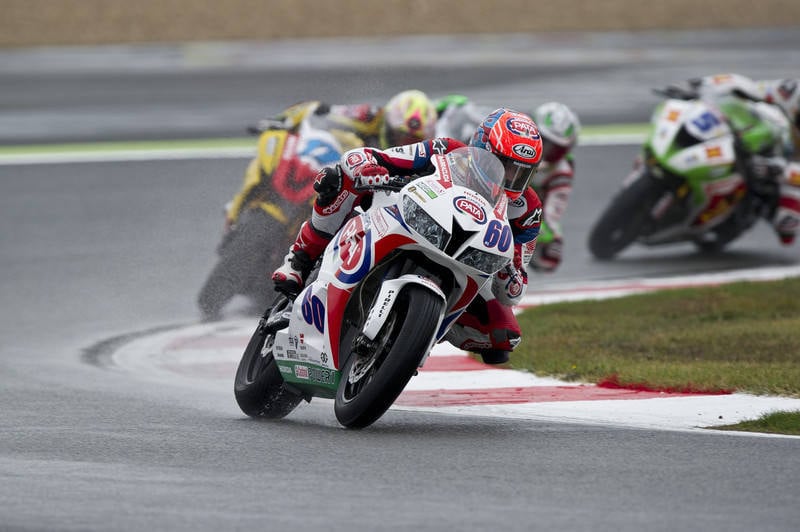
left=513, top=277, right=800, bottom=435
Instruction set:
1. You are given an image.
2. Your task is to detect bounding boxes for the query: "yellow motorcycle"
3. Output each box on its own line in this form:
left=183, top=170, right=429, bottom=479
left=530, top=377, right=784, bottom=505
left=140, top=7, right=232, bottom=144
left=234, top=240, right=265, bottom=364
left=198, top=102, right=363, bottom=319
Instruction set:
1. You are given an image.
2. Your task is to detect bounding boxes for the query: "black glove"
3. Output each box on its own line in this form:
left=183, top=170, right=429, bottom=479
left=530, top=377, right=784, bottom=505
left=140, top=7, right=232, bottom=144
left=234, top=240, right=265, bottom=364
left=531, top=239, right=563, bottom=273
left=313, top=165, right=343, bottom=207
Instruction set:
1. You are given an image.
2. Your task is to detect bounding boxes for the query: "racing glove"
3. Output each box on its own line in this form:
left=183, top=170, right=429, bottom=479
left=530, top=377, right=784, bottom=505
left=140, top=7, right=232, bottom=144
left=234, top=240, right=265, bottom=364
left=531, top=238, right=563, bottom=273
left=351, top=162, right=392, bottom=189
left=492, top=243, right=528, bottom=306
left=313, top=165, right=343, bottom=207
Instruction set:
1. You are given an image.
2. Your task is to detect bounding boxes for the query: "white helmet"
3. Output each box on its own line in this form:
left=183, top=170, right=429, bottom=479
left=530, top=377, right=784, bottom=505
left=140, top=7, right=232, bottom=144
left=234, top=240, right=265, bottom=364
left=532, top=102, right=580, bottom=163
left=768, top=79, right=800, bottom=130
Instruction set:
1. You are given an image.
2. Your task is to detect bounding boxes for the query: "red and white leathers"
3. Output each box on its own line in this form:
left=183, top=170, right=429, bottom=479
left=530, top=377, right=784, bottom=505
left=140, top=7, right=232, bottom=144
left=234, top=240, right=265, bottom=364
left=529, top=156, right=573, bottom=271
left=274, top=137, right=543, bottom=362
left=444, top=186, right=542, bottom=360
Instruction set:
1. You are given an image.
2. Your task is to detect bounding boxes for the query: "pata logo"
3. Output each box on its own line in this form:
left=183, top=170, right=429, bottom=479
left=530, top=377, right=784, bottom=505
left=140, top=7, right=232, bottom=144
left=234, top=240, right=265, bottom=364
left=454, top=196, right=486, bottom=223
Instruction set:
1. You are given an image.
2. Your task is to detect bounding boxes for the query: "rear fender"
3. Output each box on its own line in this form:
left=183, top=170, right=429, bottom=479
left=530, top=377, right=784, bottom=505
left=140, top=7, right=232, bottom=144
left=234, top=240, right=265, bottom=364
left=361, top=274, right=446, bottom=343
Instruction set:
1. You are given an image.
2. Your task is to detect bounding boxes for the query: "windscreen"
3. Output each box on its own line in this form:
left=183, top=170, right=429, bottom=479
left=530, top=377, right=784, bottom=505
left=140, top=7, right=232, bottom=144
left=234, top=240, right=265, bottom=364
left=445, top=147, right=505, bottom=207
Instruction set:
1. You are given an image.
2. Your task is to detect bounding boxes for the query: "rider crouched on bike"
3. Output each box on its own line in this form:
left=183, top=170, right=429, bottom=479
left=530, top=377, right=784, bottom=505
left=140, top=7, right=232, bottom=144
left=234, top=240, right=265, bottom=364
left=272, top=108, right=545, bottom=365
left=436, top=95, right=581, bottom=271
left=679, top=74, right=800, bottom=245
left=223, top=89, right=439, bottom=233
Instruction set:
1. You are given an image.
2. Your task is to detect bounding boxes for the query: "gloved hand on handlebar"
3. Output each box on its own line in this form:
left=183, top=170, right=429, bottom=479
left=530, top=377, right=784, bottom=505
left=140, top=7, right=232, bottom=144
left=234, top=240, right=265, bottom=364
left=531, top=238, right=563, bottom=273
left=492, top=243, right=528, bottom=306
left=351, top=163, right=392, bottom=189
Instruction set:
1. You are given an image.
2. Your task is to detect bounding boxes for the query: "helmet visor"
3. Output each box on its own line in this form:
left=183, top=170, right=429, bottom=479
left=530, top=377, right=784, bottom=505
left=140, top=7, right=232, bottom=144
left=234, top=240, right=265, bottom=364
left=497, top=154, right=538, bottom=196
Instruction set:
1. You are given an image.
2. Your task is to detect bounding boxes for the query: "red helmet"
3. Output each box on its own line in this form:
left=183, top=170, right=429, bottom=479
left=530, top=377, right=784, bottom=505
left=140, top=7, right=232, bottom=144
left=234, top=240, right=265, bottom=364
left=469, top=108, right=543, bottom=199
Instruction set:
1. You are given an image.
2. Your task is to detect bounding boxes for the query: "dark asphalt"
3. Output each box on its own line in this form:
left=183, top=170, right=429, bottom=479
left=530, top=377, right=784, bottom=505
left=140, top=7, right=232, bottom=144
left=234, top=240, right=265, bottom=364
left=1, top=30, right=799, bottom=531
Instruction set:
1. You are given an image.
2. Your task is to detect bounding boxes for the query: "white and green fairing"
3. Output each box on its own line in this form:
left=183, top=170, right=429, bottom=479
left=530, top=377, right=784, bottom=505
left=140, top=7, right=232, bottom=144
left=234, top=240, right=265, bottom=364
left=645, top=99, right=738, bottom=209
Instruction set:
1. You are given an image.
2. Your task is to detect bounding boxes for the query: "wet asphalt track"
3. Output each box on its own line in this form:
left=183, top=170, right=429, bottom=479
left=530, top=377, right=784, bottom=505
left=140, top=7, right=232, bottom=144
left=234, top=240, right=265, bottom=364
left=1, top=30, right=799, bottom=531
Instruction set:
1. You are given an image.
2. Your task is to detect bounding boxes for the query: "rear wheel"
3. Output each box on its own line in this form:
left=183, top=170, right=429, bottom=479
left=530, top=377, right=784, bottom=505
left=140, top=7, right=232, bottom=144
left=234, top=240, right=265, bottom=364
left=334, top=286, right=443, bottom=429
left=588, top=173, right=665, bottom=260
left=234, top=310, right=303, bottom=419
left=198, top=209, right=286, bottom=319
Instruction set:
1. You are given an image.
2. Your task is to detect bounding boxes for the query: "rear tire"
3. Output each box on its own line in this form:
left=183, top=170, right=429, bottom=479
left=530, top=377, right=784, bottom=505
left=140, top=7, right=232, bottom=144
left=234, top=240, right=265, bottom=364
left=588, top=173, right=665, bottom=260
left=198, top=209, right=285, bottom=319
left=234, top=317, right=302, bottom=419
left=334, top=286, right=443, bottom=429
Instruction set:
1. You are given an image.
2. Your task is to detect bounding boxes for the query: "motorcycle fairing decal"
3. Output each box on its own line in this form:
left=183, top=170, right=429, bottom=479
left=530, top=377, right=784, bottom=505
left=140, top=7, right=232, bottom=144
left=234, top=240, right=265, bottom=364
left=269, top=134, right=320, bottom=204
left=300, top=138, right=341, bottom=166
left=301, top=289, right=326, bottom=334
left=433, top=154, right=454, bottom=189
left=437, top=276, right=481, bottom=339
left=335, top=228, right=373, bottom=284
left=371, top=233, right=418, bottom=266
left=453, top=195, right=487, bottom=224
left=493, top=194, right=508, bottom=222
left=326, top=283, right=352, bottom=369
left=258, top=129, right=289, bottom=175
left=692, top=178, right=747, bottom=227
left=382, top=205, right=411, bottom=232
left=277, top=360, right=339, bottom=396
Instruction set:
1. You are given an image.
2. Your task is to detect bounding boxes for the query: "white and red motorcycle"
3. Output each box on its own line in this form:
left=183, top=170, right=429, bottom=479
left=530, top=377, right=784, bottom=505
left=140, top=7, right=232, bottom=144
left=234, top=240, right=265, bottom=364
left=234, top=147, right=514, bottom=428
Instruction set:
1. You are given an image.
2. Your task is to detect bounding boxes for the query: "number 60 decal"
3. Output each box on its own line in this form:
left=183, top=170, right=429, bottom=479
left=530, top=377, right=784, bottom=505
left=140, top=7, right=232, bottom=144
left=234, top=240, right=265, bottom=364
left=483, top=220, right=511, bottom=252
left=301, top=291, right=325, bottom=333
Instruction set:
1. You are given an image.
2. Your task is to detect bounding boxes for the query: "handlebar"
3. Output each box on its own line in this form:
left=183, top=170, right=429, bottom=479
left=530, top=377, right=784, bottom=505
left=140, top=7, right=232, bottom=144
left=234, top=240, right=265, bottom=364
left=354, top=175, right=415, bottom=192
left=246, top=118, right=291, bottom=135
left=652, top=85, right=699, bottom=100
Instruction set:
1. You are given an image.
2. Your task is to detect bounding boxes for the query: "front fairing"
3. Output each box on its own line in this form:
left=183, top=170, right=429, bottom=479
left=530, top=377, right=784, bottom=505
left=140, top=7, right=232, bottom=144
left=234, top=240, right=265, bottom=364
left=643, top=99, right=746, bottom=231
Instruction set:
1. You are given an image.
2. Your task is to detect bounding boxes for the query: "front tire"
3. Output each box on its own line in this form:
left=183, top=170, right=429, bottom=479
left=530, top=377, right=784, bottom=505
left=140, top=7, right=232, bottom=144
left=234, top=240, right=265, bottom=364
left=334, top=286, right=443, bottom=429
left=234, top=317, right=302, bottom=419
left=588, top=173, right=665, bottom=260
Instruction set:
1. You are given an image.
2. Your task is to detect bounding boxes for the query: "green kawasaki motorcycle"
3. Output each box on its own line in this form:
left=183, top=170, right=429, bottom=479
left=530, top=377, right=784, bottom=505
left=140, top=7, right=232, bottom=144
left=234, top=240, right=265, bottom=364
left=588, top=90, right=785, bottom=259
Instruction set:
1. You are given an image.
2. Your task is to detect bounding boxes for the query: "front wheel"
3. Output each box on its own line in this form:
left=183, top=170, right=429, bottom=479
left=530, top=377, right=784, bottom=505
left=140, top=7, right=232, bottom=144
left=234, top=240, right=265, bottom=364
left=234, top=308, right=303, bottom=419
left=334, top=286, right=443, bottom=429
left=587, top=172, right=666, bottom=260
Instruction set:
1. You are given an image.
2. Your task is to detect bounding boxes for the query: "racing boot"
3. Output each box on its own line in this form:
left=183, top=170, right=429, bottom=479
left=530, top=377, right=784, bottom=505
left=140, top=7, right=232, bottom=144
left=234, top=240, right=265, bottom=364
left=444, top=298, right=521, bottom=365
left=271, top=221, right=331, bottom=295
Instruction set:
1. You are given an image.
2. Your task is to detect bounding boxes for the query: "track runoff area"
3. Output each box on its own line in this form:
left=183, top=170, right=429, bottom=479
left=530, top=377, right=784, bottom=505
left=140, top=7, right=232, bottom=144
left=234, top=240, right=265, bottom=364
left=18, top=130, right=798, bottom=435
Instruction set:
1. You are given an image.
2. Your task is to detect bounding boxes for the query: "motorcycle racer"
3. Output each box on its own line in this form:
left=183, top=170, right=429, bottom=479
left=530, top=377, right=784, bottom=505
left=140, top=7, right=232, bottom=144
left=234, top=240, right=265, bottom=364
left=436, top=95, right=581, bottom=271
left=272, top=108, right=545, bottom=364
left=200, top=90, right=438, bottom=318
left=224, top=89, right=438, bottom=232
left=672, top=74, right=800, bottom=245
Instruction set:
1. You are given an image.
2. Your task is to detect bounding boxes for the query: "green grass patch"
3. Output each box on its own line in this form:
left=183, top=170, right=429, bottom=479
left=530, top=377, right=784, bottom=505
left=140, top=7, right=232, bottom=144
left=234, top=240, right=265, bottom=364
left=512, top=277, right=800, bottom=434
left=715, top=411, right=800, bottom=435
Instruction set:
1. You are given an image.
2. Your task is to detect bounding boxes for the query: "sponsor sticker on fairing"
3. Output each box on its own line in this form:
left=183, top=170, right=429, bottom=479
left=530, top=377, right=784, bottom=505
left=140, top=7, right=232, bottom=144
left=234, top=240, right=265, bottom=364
left=408, top=186, right=429, bottom=203
left=454, top=196, right=487, bottom=223
left=371, top=209, right=389, bottom=236
left=436, top=155, right=452, bottom=184
left=307, top=367, right=335, bottom=385
left=294, top=365, right=309, bottom=380
left=417, top=182, right=438, bottom=199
